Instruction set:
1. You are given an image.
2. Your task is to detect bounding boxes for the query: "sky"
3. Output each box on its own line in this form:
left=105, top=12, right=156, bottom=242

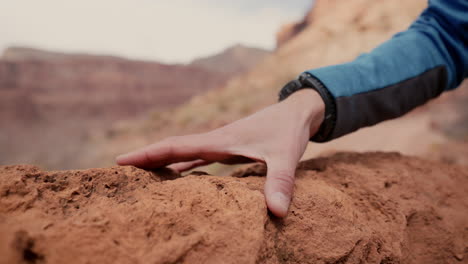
left=0, top=0, right=312, bottom=64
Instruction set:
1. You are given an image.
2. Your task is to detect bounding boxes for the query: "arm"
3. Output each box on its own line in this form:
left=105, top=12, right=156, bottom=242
left=117, top=0, right=467, bottom=218
left=304, top=0, right=468, bottom=141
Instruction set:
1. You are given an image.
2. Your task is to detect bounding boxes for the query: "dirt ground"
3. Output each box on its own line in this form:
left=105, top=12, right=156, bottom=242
left=1, top=152, right=467, bottom=264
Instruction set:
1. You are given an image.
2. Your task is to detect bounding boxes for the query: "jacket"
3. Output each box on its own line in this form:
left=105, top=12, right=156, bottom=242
left=305, top=0, right=468, bottom=141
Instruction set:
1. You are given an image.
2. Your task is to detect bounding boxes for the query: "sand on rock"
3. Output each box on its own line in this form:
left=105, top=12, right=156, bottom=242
left=0, top=152, right=467, bottom=264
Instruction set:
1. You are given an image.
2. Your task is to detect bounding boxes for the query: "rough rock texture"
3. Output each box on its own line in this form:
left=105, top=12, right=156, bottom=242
left=1, top=152, right=467, bottom=264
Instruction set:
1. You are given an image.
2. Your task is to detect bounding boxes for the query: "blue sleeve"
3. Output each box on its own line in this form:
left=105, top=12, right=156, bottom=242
left=305, top=0, right=468, bottom=141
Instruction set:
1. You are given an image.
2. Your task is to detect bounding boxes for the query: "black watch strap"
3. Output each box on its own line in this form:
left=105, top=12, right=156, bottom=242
left=278, top=73, right=336, bottom=142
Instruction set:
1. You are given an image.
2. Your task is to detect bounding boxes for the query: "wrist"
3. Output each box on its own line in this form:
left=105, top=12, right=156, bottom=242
left=278, top=73, right=336, bottom=142
left=282, top=89, right=325, bottom=137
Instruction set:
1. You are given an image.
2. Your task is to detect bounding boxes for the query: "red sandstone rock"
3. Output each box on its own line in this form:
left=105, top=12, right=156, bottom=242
left=1, top=152, right=466, bottom=263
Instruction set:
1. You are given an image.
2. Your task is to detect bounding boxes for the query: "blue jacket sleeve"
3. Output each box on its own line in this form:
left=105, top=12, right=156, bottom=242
left=305, top=0, right=468, bottom=141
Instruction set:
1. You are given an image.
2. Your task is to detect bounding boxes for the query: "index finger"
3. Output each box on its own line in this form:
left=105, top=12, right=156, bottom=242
left=115, top=134, right=228, bottom=169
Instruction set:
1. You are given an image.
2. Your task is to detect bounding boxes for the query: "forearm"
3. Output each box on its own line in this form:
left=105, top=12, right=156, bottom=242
left=304, top=0, right=468, bottom=141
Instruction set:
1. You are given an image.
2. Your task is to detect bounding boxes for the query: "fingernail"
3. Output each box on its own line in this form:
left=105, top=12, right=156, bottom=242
left=271, top=192, right=290, bottom=215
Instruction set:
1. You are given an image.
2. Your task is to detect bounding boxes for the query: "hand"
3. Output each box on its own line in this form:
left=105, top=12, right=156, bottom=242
left=116, top=89, right=325, bottom=217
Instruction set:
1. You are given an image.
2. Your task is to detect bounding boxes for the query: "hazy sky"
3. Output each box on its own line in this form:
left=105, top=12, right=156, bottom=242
left=0, top=0, right=312, bottom=63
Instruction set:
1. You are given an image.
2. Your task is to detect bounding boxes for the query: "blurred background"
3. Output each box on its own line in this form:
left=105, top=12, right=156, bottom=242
left=0, top=0, right=467, bottom=172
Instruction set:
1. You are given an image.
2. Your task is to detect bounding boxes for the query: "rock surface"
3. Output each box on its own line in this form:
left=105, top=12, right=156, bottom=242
left=1, top=152, right=467, bottom=264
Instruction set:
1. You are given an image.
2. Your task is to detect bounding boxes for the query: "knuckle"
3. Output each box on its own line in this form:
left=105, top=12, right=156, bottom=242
left=269, top=170, right=295, bottom=187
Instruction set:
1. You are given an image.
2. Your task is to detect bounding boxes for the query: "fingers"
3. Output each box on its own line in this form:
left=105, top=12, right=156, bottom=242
left=168, top=159, right=213, bottom=173
left=264, top=160, right=297, bottom=218
left=116, top=134, right=227, bottom=169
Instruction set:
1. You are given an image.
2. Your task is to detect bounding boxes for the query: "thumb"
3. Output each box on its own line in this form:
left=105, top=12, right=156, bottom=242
left=264, top=160, right=297, bottom=218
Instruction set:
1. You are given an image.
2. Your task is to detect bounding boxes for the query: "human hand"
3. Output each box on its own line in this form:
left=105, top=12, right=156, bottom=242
left=116, top=89, right=325, bottom=217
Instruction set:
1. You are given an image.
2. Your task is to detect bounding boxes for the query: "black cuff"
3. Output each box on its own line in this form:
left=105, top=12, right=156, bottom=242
left=278, top=73, right=337, bottom=142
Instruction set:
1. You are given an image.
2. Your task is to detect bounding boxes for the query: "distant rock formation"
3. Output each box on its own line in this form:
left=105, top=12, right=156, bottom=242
left=0, top=45, right=268, bottom=169
left=190, top=44, right=269, bottom=75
